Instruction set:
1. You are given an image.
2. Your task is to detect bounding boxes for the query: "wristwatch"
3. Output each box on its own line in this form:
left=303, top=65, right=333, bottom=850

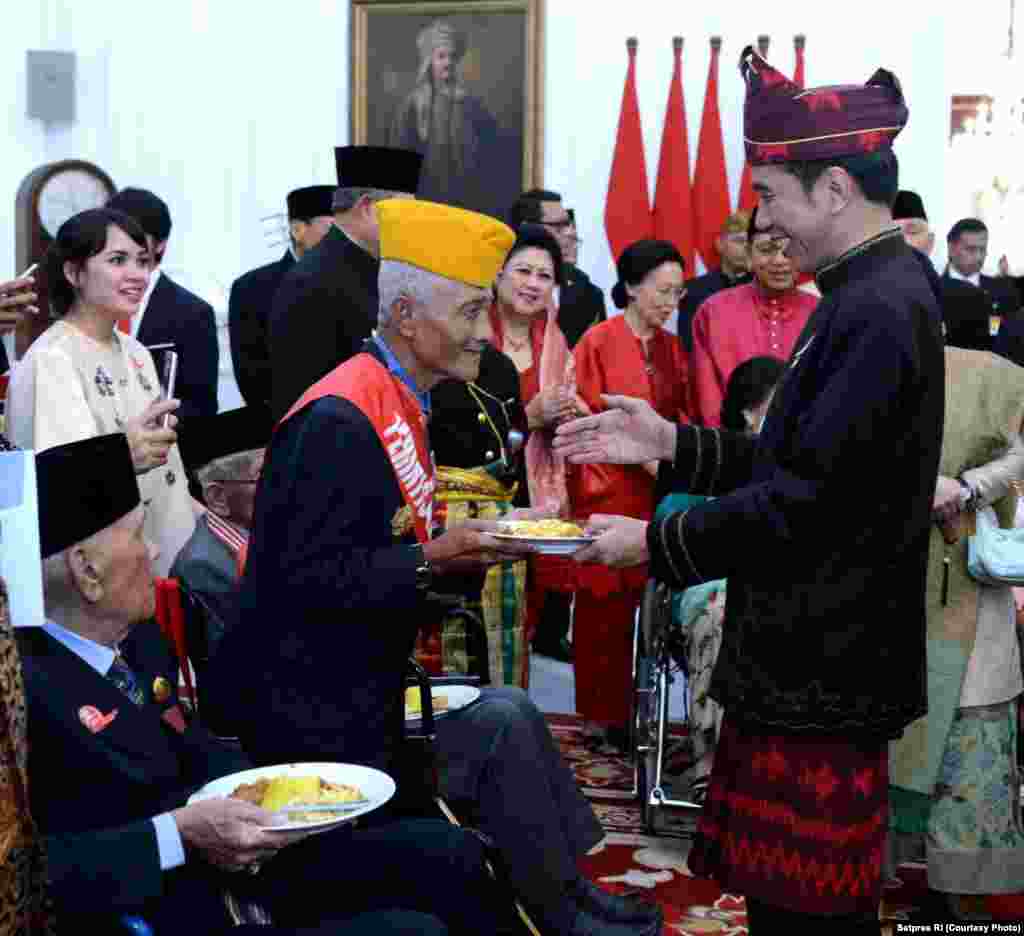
left=413, top=544, right=433, bottom=591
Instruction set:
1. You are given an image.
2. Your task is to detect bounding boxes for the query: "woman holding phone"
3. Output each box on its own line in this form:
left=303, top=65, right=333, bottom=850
left=7, top=208, right=196, bottom=575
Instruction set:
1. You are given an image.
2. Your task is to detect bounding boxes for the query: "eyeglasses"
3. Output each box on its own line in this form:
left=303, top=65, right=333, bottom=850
left=538, top=219, right=573, bottom=232
left=751, top=237, right=791, bottom=258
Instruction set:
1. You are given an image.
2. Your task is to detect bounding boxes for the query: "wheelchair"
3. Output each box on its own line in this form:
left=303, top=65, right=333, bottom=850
left=630, top=579, right=704, bottom=835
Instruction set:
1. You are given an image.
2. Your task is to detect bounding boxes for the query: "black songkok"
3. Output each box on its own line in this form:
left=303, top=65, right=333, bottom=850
left=333, top=146, right=423, bottom=194
left=36, top=434, right=139, bottom=559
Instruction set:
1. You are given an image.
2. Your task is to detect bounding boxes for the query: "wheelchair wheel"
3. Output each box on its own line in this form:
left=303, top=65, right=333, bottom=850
left=633, top=581, right=671, bottom=834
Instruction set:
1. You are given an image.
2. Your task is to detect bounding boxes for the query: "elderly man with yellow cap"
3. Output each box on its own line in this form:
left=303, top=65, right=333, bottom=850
left=554, top=49, right=945, bottom=932
left=213, top=200, right=661, bottom=936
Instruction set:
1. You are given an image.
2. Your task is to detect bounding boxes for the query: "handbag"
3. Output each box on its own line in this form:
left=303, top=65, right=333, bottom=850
left=967, top=506, right=1024, bottom=585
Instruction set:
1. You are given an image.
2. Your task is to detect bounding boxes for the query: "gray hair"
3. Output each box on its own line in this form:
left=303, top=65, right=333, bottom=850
left=41, top=552, right=75, bottom=617
left=377, top=260, right=446, bottom=328
left=196, top=449, right=262, bottom=487
left=332, top=187, right=395, bottom=214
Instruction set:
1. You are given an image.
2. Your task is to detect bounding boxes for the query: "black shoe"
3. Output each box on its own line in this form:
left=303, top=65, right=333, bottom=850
left=573, top=878, right=663, bottom=926
left=567, top=905, right=663, bottom=936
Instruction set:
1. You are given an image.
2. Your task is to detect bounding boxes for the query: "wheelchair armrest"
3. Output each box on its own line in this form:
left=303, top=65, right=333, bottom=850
left=405, top=658, right=436, bottom=738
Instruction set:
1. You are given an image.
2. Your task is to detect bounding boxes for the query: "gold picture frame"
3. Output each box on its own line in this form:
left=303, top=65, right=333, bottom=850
left=351, top=0, right=545, bottom=220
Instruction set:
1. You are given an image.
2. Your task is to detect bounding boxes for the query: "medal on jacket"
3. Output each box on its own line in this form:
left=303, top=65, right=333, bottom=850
left=152, top=676, right=173, bottom=703
left=79, top=705, right=118, bottom=734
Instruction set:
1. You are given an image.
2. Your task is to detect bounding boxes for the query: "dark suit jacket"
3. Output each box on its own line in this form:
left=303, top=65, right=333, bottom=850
left=215, top=343, right=423, bottom=773
left=677, top=270, right=753, bottom=351
left=16, top=621, right=248, bottom=926
left=137, top=273, right=220, bottom=426
left=268, top=227, right=379, bottom=421
left=228, top=252, right=294, bottom=408
left=980, top=273, right=1022, bottom=316
left=942, top=271, right=1021, bottom=317
left=558, top=266, right=606, bottom=349
left=939, top=277, right=994, bottom=352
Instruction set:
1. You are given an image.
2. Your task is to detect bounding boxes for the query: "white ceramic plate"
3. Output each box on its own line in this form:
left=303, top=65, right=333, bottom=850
left=188, top=762, right=395, bottom=834
left=405, top=684, right=481, bottom=722
left=489, top=532, right=596, bottom=556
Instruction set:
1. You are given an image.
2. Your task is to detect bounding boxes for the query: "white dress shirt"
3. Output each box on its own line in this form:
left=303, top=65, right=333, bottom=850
left=947, top=266, right=981, bottom=288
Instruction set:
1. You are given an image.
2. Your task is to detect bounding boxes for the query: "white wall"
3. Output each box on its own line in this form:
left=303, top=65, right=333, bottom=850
left=3, top=0, right=958, bottom=376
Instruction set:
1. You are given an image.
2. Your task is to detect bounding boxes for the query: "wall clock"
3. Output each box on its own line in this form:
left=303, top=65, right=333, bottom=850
left=14, top=160, right=116, bottom=356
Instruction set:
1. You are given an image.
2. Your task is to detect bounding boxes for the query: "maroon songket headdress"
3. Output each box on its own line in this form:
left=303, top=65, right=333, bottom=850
left=739, top=45, right=908, bottom=165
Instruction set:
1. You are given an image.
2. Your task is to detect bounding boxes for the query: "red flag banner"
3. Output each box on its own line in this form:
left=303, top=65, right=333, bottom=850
left=653, top=37, right=695, bottom=273
left=693, top=37, right=731, bottom=271
left=605, top=37, right=654, bottom=261
left=794, top=34, right=806, bottom=89
left=737, top=36, right=771, bottom=214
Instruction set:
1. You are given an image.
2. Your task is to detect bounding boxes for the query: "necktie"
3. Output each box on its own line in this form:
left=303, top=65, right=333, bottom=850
left=117, top=318, right=132, bottom=335
left=107, top=653, right=145, bottom=707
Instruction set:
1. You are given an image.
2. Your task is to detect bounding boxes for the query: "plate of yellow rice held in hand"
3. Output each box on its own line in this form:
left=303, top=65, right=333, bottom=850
left=404, top=684, right=480, bottom=721
left=188, top=763, right=396, bottom=833
left=490, top=519, right=596, bottom=555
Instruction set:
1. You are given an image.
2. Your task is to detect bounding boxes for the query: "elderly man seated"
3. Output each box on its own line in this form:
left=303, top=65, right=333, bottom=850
left=19, top=432, right=509, bottom=936
left=174, top=406, right=266, bottom=619
left=213, top=200, right=662, bottom=936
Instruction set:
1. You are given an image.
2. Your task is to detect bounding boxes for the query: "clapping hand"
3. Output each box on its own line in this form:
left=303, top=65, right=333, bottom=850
left=553, top=394, right=675, bottom=466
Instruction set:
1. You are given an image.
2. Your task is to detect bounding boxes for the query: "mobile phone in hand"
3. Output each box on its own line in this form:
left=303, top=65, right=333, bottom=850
left=149, top=346, right=179, bottom=429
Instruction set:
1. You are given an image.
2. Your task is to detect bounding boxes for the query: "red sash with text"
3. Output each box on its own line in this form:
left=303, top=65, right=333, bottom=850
left=279, top=353, right=435, bottom=544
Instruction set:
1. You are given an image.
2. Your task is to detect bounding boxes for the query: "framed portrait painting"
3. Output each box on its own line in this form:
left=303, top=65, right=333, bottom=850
left=351, top=0, right=545, bottom=222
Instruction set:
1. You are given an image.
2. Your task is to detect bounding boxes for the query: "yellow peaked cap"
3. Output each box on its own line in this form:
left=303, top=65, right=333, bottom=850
left=377, top=199, right=515, bottom=289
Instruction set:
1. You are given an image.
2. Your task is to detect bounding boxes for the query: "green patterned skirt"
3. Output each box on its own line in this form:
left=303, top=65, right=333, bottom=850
left=928, top=696, right=1024, bottom=894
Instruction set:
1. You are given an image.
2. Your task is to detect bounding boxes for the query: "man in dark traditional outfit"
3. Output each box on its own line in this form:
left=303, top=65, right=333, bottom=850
left=554, top=47, right=944, bottom=933
left=229, top=185, right=336, bottom=408
left=268, top=147, right=422, bottom=421
left=214, top=200, right=661, bottom=936
left=22, top=434, right=500, bottom=936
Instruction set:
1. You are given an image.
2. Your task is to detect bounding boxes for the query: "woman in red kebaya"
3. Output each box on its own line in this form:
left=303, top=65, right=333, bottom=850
left=570, top=240, right=690, bottom=749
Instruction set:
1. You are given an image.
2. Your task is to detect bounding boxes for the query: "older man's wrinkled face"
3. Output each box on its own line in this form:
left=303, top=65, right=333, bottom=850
left=431, top=44, right=455, bottom=84
left=224, top=450, right=264, bottom=531
left=896, top=219, right=934, bottom=256
left=93, top=506, right=156, bottom=637
left=412, top=279, right=492, bottom=383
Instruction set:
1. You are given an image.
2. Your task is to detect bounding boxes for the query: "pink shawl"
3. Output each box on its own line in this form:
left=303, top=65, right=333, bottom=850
left=524, top=301, right=575, bottom=515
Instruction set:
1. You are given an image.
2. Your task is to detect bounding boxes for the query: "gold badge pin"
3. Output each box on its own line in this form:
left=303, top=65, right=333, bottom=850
left=152, top=676, right=173, bottom=704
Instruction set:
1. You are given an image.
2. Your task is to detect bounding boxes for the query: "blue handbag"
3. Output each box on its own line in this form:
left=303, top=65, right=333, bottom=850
left=966, top=506, right=1024, bottom=585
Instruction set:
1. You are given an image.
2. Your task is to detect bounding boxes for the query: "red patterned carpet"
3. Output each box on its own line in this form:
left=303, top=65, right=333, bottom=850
left=548, top=713, right=1024, bottom=932
left=548, top=714, right=750, bottom=935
